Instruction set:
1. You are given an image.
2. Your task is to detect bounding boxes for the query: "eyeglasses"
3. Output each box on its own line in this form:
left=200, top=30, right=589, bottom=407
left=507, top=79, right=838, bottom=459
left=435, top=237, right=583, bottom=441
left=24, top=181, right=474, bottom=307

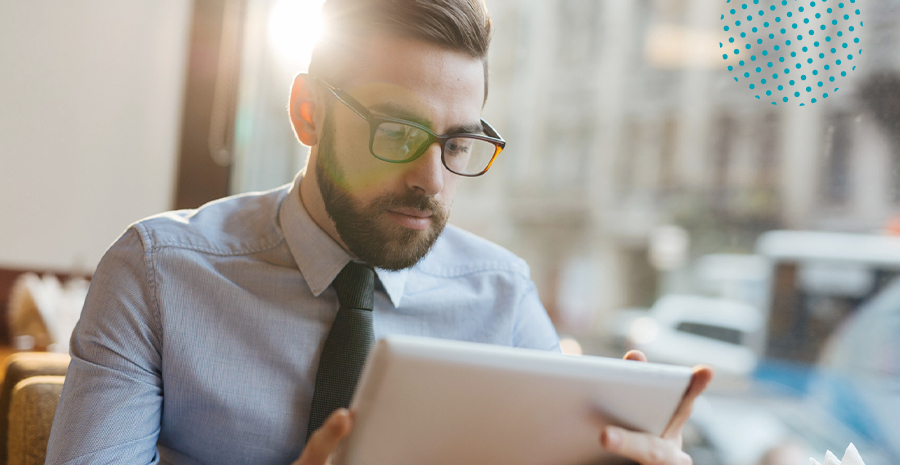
left=315, top=77, right=506, bottom=177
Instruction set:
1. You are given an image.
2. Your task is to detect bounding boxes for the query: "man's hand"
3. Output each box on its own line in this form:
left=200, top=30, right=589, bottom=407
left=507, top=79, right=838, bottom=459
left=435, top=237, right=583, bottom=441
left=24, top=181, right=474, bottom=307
left=292, top=409, right=354, bottom=465
left=598, top=351, right=714, bottom=465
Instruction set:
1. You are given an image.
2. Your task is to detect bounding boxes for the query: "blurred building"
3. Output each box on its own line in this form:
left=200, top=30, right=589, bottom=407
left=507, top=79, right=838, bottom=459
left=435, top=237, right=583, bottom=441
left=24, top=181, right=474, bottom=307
left=448, top=0, right=900, bottom=337
left=194, top=0, right=900, bottom=342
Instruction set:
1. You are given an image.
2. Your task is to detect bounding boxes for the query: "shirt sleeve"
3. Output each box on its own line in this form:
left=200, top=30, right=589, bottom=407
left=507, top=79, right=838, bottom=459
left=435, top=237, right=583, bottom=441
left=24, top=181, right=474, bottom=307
left=46, top=227, right=163, bottom=465
left=511, top=280, right=561, bottom=352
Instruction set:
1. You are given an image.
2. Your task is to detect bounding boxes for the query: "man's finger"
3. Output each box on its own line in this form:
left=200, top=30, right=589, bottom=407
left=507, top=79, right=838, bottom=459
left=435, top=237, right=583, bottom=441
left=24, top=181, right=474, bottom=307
left=623, top=350, right=648, bottom=362
left=296, top=409, right=353, bottom=465
left=601, top=425, right=691, bottom=465
left=662, top=365, right=714, bottom=440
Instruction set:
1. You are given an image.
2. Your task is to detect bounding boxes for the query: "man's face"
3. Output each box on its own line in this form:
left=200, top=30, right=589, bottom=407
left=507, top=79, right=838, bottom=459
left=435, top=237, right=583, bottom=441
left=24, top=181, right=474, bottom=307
left=313, top=36, right=486, bottom=270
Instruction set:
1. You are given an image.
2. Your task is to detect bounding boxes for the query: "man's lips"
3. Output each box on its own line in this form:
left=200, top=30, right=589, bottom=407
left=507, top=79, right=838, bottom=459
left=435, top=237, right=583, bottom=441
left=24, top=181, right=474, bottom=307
left=386, top=207, right=433, bottom=231
left=390, top=207, right=432, bottom=218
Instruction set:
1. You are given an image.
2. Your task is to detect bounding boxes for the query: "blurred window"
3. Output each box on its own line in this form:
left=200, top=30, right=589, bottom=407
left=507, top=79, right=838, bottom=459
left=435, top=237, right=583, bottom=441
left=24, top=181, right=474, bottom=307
left=822, top=112, right=853, bottom=206
left=756, top=111, right=780, bottom=189
left=556, top=0, right=602, bottom=66
left=676, top=322, right=743, bottom=345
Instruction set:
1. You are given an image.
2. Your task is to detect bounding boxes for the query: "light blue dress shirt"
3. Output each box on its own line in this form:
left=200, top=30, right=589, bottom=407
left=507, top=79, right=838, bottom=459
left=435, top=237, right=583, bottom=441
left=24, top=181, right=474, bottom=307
left=45, top=175, right=560, bottom=465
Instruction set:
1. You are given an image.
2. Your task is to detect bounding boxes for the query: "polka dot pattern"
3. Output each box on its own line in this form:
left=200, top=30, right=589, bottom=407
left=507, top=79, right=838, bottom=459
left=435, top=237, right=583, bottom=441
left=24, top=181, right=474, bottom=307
left=720, top=0, right=863, bottom=105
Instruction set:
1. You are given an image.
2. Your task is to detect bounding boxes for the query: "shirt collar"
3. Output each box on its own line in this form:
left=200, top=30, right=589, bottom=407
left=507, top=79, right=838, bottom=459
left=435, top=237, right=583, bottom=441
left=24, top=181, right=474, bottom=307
left=279, top=173, right=409, bottom=307
left=374, top=267, right=409, bottom=308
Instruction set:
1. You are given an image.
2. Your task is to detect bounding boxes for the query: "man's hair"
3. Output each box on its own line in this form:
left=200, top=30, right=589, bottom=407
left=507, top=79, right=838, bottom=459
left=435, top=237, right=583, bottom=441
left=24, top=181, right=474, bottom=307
left=309, top=0, right=493, bottom=100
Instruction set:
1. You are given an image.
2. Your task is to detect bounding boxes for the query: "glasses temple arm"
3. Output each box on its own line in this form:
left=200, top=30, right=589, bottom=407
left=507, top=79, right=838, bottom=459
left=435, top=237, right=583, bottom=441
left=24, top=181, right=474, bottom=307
left=481, top=119, right=505, bottom=143
left=313, top=76, right=371, bottom=121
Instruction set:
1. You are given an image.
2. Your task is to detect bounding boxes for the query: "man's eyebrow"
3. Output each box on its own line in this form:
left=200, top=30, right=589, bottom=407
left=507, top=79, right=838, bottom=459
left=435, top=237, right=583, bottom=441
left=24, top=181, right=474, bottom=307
left=368, top=102, right=434, bottom=129
left=445, top=122, right=484, bottom=135
left=367, top=102, right=484, bottom=135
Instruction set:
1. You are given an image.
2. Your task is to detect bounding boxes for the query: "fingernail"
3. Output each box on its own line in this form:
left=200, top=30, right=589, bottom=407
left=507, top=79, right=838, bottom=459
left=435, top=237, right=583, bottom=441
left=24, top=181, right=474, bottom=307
left=603, top=427, right=622, bottom=449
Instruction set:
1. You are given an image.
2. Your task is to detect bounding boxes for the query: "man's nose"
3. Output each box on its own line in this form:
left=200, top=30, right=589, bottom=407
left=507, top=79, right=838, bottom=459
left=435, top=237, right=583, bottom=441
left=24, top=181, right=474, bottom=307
left=404, top=142, right=445, bottom=196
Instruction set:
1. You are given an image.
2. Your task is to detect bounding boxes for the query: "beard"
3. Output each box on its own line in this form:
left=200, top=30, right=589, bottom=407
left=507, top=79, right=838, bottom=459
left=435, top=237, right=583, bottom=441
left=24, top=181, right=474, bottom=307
left=314, top=109, right=449, bottom=270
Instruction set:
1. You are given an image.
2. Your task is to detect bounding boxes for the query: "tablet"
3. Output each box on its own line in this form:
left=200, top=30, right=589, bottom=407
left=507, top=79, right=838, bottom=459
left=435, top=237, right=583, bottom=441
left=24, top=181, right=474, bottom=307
left=333, top=336, right=693, bottom=465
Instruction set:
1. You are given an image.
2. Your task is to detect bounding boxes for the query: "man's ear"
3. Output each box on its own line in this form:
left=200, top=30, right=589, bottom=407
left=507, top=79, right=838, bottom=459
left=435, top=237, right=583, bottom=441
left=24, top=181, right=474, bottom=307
left=289, top=73, right=322, bottom=146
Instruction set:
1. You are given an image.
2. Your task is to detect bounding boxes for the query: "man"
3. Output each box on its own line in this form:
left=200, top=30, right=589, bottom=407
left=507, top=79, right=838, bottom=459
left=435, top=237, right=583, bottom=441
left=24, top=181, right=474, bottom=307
left=47, top=0, right=712, bottom=464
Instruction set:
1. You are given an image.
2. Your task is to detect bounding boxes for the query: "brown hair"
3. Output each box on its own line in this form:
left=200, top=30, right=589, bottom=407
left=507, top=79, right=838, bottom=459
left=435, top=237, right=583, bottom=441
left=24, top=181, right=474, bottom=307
left=309, top=0, right=493, bottom=100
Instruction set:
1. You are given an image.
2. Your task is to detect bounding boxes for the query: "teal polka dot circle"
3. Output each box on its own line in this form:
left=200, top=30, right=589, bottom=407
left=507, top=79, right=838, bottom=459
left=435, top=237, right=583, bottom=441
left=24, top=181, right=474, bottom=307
left=720, top=0, right=863, bottom=105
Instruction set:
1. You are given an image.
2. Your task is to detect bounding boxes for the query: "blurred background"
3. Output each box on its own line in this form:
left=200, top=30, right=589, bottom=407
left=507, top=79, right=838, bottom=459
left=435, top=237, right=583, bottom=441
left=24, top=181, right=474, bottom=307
left=1, top=0, right=899, bottom=464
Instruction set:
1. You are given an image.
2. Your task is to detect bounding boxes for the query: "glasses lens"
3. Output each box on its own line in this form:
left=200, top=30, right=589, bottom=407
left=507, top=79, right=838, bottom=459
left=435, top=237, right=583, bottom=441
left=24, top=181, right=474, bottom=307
left=372, top=121, right=431, bottom=161
left=443, top=137, right=498, bottom=175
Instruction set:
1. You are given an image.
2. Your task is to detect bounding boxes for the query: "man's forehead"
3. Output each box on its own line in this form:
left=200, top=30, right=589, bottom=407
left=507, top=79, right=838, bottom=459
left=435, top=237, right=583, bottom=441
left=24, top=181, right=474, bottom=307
left=335, top=36, right=485, bottom=130
left=338, top=35, right=484, bottom=89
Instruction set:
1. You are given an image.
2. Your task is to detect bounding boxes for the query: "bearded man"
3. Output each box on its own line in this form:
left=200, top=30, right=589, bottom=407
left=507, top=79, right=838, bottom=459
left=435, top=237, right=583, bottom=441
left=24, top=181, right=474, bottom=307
left=46, top=1, right=711, bottom=464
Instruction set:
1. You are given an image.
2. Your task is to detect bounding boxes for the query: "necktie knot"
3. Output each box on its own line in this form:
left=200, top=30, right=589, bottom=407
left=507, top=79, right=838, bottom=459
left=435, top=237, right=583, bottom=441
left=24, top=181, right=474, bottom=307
left=332, top=261, right=375, bottom=311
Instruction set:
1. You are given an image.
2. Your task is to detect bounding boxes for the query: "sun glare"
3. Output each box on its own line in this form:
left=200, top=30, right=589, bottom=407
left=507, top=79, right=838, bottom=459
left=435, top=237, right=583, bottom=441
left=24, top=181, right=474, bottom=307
left=268, top=0, right=325, bottom=69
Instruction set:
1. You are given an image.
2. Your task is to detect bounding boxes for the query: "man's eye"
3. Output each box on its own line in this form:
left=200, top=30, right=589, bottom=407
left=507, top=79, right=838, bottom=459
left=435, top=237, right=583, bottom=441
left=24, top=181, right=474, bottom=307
left=446, top=141, right=472, bottom=156
left=381, top=130, right=406, bottom=140
left=377, top=123, right=412, bottom=141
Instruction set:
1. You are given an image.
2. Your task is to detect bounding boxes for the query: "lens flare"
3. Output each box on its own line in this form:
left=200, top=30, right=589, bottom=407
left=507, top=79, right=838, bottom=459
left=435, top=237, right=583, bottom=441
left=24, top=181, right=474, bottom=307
left=268, top=0, right=325, bottom=68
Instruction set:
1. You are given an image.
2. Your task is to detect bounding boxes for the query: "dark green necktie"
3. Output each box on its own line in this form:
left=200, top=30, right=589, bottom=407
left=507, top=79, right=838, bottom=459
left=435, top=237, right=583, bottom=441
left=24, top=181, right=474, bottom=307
left=306, top=261, right=375, bottom=442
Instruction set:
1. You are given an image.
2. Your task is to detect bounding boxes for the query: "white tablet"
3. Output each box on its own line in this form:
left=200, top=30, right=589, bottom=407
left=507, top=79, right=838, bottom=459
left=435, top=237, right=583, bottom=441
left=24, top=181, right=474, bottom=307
left=333, top=336, right=693, bottom=465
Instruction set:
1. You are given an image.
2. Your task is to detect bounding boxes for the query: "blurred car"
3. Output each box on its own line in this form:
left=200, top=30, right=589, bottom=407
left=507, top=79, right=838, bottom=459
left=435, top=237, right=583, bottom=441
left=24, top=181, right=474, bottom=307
left=805, top=275, right=900, bottom=461
left=687, top=277, right=900, bottom=465
left=623, top=294, right=764, bottom=376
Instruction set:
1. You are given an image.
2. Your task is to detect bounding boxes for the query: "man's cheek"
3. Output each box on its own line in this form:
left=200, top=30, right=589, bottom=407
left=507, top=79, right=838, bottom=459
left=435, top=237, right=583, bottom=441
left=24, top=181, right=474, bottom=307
left=346, top=164, right=404, bottom=195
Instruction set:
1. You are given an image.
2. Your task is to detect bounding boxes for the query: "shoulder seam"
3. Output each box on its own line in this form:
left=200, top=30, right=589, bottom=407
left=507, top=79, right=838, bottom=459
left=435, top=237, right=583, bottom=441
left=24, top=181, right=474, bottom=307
left=130, top=186, right=289, bottom=257
left=139, top=225, right=286, bottom=257
left=131, top=224, right=165, bottom=353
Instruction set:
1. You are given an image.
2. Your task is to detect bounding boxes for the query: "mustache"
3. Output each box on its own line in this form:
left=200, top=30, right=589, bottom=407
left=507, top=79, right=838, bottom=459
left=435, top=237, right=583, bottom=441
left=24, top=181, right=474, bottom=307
left=380, top=191, right=447, bottom=217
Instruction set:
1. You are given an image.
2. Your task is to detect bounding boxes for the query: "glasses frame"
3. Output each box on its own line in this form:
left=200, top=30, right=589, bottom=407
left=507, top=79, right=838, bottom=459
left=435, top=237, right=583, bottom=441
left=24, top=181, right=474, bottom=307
left=314, top=77, right=506, bottom=177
